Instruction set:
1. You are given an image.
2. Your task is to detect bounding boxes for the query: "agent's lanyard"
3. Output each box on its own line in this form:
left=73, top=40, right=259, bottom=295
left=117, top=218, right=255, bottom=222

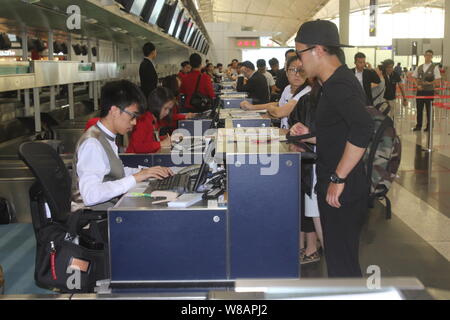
left=153, top=120, right=160, bottom=142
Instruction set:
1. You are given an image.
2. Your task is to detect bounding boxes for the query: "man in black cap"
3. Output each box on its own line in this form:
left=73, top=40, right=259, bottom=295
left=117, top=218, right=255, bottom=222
left=289, top=20, right=374, bottom=278
left=236, top=61, right=270, bottom=104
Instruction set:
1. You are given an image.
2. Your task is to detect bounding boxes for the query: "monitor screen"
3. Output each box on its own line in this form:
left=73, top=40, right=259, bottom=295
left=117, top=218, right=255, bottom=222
left=193, top=33, right=202, bottom=50
left=188, top=29, right=198, bottom=47
left=129, top=0, right=147, bottom=16
left=193, top=139, right=216, bottom=192
left=178, top=16, right=190, bottom=41
left=157, top=0, right=178, bottom=32
left=148, top=0, right=165, bottom=25
left=168, top=4, right=181, bottom=35
left=175, top=11, right=185, bottom=39
left=171, top=8, right=184, bottom=37
left=197, top=37, right=204, bottom=51
left=186, top=25, right=196, bottom=45
left=183, top=20, right=194, bottom=43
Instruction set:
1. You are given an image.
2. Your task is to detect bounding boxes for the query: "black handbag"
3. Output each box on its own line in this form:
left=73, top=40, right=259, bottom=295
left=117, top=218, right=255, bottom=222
left=190, top=74, right=212, bottom=112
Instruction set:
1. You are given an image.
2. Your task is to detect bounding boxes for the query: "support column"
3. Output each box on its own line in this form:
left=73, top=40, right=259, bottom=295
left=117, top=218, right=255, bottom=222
left=21, top=29, right=31, bottom=115
left=93, top=81, right=99, bottom=111
left=48, top=30, right=56, bottom=110
left=339, top=0, right=350, bottom=45
left=443, top=0, right=450, bottom=78
left=68, top=83, right=75, bottom=120
left=33, top=88, right=41, bottom=133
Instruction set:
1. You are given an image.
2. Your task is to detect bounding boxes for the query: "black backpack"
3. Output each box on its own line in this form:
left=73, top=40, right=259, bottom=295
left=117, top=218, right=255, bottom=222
left=363, top=107, right=402, bottom=219
left=29, top=183, right=108, bottom=293
left=190, top=74, right=212, bottom=112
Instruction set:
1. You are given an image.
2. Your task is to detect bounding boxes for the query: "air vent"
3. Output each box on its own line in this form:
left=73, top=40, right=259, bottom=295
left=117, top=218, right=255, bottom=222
left=241, top=26, right=254, bottom=32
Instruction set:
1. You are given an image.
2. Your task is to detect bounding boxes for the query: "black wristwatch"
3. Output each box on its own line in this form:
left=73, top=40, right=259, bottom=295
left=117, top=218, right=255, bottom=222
left=330, top=173, right=346, bottom=184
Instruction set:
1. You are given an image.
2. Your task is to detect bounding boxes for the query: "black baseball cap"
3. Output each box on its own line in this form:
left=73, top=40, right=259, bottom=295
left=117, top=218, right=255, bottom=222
left=295, top=20, right=353, bottom=47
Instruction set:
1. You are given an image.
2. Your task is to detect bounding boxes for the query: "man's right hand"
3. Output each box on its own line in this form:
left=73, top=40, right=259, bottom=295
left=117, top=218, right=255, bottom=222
left=240, top=100, right=252, bottom=110
left=289, top=122, right=310, bottom=136
left=133, top=166, right=174, bottom=183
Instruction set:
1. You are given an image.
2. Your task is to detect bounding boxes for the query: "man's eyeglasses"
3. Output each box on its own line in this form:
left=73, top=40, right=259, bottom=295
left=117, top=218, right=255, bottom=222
left=287, top=68, right=304, bottom=75
left=296, top=46, right=316, bottom=61
left=120, top=108, right=139, bottom=120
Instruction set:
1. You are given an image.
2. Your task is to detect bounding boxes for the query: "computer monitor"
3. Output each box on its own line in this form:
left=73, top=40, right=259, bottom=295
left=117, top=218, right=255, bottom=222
left=168, top=3, right=181, bottom=36
left=81, top=45, right=88, bottom=55
left=178, top=16, right=190, bottom=41
left=148, top=0, right=165, bottom=25
left=191, top=32, right=199, bottom=48
left=157, top=0, right=178, bottom=32
left=140, top=0, right=156, bottom=22
left=183, top=20, right=194, bottom=43
left=186, top=26, right=196, bottom=46
left=188, top=29, right=198, bottom=47
left=72, top=44, right=82, bottom=55
left=0, top=33, right=11, bottom=50
left=196, top=36, right=203, bottom=51
left=194, top=33, right=202, bottom=50
left=129, top=0, right=147, bottom=16
left=193, top=139, right=216, bottom=192
left=175, top=12, right=187, bottom=39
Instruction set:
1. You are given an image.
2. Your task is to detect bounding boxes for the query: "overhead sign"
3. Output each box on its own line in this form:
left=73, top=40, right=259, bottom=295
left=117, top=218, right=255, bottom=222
left=369, top=0, right=377, bottom=37
left=236, top=38, right=260, bottom=49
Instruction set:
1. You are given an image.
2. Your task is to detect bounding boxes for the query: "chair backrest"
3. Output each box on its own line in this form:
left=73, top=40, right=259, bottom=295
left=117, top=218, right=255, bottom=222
left=18, top=141, right=72, bottom=223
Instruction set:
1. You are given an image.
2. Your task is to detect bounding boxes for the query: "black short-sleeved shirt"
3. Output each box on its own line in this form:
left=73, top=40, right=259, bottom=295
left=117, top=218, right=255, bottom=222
left=383, top=72, right=401, bottom=100
left=315, top=65, right=374, bottom=203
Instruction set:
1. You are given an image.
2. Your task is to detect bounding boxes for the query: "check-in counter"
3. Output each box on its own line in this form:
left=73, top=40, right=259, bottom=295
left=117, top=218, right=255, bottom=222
left=108, top=129, right=302, bottom=291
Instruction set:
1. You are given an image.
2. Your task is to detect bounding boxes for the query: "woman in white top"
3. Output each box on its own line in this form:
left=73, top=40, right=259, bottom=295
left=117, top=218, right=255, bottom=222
left=240, top=56, right=311, bottom=132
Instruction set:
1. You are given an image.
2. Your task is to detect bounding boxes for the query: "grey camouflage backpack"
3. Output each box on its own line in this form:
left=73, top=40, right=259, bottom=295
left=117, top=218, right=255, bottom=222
left=363, top=106, right=402, bottom=219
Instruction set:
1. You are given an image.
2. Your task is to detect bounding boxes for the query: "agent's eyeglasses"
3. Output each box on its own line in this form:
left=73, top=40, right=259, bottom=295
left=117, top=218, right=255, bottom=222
left=287, top=68, right=304, bottom=75
left=296, top=46, right=316, bottom=61
left=120, top=108, right=139, bottom=120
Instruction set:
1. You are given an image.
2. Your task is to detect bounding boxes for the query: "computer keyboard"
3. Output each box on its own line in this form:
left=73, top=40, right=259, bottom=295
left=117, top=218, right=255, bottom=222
left=145, top=174, right=190, bottom=193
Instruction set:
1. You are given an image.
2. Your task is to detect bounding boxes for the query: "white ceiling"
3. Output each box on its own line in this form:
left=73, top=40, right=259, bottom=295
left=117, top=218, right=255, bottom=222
left=196, top=0, right=445, bottom=45
left=197, top=0, right=329, bottom=44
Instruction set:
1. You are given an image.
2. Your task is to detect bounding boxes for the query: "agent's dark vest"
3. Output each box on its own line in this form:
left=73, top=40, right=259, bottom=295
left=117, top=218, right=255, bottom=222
left=71, top=124, right=125, bottom=212
left=417, top=63, right=436, bottom=92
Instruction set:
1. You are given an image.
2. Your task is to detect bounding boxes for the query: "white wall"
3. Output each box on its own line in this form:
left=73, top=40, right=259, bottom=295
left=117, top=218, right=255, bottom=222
left=205, top=22, right=242, bottom=66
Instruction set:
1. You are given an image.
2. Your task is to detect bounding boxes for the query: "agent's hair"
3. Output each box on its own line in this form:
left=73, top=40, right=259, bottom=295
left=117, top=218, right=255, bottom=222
left=142, top=42, right=156, bottom=57
left=189, top=53, right=202, bottom=68
left=161, top=74, right=180, bottom=97
left=99, top=80, right=146, bottom=118
left=285, top=49, right=295, bottom=58
left=286, top=55, right=300, bottom=69
left=425, top=49, right=434, bottom=55
left=269, top=58, right=279, bottom=67
left=147, top=87, right=175, bottom=121
left=181, top=61, right=190, bottom=68
left=354, top=52, right=366, bottom=62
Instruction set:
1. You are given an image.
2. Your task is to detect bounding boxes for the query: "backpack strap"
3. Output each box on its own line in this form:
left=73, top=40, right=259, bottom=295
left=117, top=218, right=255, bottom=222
left=194, top=74, right=202, bottom=94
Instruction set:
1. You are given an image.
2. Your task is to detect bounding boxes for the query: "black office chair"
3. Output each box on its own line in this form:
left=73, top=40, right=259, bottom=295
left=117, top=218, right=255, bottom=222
left=18, top=141, right=108, bottom=293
